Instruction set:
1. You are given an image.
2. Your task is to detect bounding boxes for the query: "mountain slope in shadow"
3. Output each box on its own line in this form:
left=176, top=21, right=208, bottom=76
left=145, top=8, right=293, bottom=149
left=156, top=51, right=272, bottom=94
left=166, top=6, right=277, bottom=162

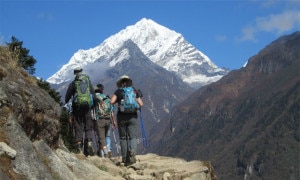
left=153, top=31, right=300, bottom=180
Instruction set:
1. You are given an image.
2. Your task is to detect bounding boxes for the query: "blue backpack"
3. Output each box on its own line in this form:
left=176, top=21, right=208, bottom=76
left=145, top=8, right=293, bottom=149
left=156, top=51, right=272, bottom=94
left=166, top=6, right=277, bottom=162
left=119, top=87, right=139, bottom=113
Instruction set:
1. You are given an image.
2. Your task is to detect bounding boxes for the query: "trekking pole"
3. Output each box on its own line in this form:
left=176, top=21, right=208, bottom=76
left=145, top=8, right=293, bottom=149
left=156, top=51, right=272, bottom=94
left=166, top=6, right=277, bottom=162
left=139, top=109, right=149, bottom=147
left=82, top=119, right=85, bottom=154
left=112, top=128, right=120, bottom=157
left=91, top=108, right=95, bottom=120
left=93, top=126, right=99, bottom=155
left=68, top=116, right=75, bottom=147
left=109, top=110, right=119, bottom=157
left=92, top=108, right=100, bottom=154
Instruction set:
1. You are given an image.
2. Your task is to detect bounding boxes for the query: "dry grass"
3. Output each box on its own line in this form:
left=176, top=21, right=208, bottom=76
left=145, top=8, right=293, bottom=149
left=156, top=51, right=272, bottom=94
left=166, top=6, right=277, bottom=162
left=0, top=46, right=19, bottom=69
left=0, top=106, right=10, bottom=127
left=202, top=161, right=218, bottom=180
left=24, top=72, right=38, bottom=86
left=0, top=45, right=37, bottom=85
left=0, top=130, right=8, bottom=144
left=35, top=112, right=45, bottom=122
left=0, top=154, right=24, bottom=179
left=0, top=66, right=7, bottom=81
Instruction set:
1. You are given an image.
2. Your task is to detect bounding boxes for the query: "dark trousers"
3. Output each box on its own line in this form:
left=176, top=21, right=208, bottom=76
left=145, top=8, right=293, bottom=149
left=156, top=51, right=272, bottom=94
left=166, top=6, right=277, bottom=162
left=117, top=113, right=138, bottom=162
left=73, top=107, right=94, bottom=143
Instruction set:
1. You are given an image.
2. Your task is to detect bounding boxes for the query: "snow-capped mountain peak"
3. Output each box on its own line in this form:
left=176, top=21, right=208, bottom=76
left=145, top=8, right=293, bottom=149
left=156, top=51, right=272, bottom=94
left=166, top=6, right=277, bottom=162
left=47, top=18, right=228, bottom=87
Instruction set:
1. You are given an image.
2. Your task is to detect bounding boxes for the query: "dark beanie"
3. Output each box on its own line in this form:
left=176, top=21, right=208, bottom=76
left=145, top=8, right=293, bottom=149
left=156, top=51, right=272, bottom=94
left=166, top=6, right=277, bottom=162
left=73, top=67, right=83, bottom=74
left=97, top=84, right=104, bottom=92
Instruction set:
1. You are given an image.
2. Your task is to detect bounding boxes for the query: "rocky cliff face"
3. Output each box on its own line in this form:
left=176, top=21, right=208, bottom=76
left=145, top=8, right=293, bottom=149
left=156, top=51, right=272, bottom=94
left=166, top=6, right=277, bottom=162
left=0, top=53, right=61, bottom=148
left=0, top=46, right=216, bottom=179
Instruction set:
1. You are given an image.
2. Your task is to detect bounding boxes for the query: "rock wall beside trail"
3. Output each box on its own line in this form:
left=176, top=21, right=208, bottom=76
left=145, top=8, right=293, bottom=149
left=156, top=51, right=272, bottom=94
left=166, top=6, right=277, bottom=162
left=0, top=60, right=61, bottom=148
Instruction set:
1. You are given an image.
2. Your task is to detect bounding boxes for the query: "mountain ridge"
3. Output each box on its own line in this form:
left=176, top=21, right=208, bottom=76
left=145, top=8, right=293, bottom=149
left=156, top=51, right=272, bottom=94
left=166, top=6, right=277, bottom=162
left=47, top=18, right=229, bottom=88
left=151, top=31, right=300, bottom=180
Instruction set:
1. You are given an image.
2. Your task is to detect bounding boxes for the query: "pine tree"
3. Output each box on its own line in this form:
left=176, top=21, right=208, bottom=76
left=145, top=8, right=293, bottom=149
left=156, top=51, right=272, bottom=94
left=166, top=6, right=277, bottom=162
left=6, top=36, right=37, bottom=75
left=37, top=78, right=62, bottom=104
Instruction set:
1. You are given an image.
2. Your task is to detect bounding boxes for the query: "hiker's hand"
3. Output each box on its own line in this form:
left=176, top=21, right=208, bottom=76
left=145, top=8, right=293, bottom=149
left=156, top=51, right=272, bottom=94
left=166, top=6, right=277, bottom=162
left=112, top=121, right=117, bottom=129
left=68, top=116, right=73, bottom=124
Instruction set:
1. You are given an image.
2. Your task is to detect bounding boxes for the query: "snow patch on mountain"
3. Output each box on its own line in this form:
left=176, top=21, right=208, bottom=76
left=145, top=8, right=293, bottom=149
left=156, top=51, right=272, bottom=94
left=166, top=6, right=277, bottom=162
left=184, top=74, right=223, bottom=86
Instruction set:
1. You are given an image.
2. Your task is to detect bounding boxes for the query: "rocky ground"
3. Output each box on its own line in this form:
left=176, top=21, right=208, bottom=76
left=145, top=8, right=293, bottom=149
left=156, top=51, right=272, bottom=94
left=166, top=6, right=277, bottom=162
left=1, top=138, right=215, bottom=180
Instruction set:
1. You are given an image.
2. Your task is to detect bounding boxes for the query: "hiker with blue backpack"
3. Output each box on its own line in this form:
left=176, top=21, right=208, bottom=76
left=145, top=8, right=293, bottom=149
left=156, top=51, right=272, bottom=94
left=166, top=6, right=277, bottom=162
left=65, top=67, right=98, bottom=156
left=93, top=83, right=116, bottom=158
left=110, top=75, right=143, bottom=166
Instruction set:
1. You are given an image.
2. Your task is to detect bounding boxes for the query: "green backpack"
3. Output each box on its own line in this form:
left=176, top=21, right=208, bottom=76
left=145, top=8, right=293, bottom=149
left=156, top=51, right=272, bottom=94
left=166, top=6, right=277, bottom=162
left=95, top=93, right=112, bottom=119
left=73, top=74, right=92, bottom=109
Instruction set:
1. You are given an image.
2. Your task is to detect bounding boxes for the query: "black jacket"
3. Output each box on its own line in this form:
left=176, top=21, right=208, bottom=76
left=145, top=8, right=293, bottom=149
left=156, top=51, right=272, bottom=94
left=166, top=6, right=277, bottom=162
left=65, top=73, right=97, bottom=105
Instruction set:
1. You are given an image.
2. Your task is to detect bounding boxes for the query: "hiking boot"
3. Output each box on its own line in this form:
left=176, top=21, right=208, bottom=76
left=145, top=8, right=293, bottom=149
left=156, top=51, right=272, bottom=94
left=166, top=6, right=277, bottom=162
left=121, top=156, right=130, bottom=166
left=122, top=157, right=127, bottom=164
left=87, top=141, right=95, bottom=156
left=107, top=151, right=112, bottom=158
left=97, top=150, right=102, bottom=157
left=129, top=151, right=136, bottom=164
left=76, top=142, right=83, bottom=154
left=116, top=161, right=125, bottom=167
left=102, top=147, right=108, bottom=158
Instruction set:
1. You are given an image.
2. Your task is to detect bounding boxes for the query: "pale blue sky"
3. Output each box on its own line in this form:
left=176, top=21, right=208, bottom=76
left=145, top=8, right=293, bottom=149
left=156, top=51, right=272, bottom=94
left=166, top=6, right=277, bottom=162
left=1, top=0, right=299, bottom=80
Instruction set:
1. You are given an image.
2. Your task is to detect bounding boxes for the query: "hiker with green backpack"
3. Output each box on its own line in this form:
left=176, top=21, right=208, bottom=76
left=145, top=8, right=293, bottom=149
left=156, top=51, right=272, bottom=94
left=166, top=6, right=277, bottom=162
left=93, top=84, right=116, bottom=158
left=65, top=67, right=98, bottom=156
left=110, top=75, right=143, bottom=166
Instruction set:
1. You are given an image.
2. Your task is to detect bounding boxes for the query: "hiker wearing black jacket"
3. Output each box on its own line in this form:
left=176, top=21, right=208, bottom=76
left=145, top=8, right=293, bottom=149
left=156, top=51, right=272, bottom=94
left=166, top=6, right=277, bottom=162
left=65, top=67, right=97, bottom=155
left=110, top=75, right=143, bottom=166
